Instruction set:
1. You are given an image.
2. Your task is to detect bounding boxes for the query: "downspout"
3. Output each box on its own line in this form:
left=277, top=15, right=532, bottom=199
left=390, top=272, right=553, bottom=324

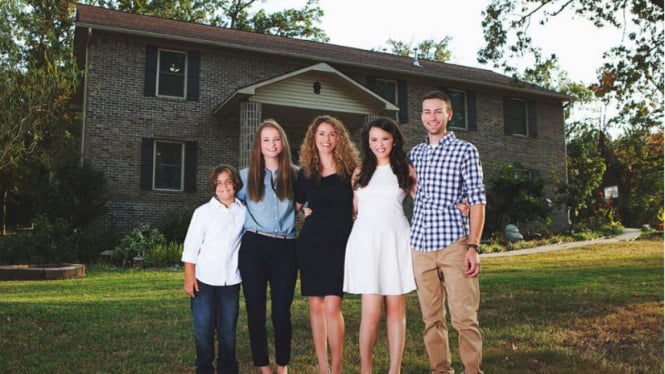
left=80, top=27, right=92, bottom=165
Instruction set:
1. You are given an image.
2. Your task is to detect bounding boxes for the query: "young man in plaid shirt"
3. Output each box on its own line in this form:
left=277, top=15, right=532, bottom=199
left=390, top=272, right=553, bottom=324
left=408, top=90, right=486, bottom=374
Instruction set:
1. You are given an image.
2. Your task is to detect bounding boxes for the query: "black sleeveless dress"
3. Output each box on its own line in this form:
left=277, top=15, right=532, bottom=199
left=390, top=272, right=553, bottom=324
left=295, top=168, right=354, bottom=297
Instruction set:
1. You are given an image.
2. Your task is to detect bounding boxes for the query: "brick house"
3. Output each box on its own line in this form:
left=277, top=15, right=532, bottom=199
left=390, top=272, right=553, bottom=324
left=72, top=4, right=571, bottom=234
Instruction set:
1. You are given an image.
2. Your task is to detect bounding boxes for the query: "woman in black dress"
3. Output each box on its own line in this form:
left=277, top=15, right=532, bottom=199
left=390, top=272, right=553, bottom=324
left=296, top=115, right=359, bottom=374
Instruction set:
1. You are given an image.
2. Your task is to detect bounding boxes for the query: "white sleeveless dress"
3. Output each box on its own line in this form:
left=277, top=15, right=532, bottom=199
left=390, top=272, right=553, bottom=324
left=343, top=164, right=416, bottom=295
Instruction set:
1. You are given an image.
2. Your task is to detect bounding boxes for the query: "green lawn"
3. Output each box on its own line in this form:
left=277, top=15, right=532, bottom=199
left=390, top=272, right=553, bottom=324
left=0, top=239, right=662, bottom=373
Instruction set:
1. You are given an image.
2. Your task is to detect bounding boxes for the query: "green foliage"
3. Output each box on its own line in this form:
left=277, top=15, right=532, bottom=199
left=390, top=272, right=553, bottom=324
left=155, top=204, right=197, bottom=243
left=611, top=129, right=664, bottom=227
left=74, top=222, right=120, bottom=263
left=0, top=1, right=78, bottom=172
left=478, top=0, right=664, bottom=132
left=0, top=214, right=75, bottom=264
left=89, top=0, right=328, bottom=41
left=112, top=228, right=166, bottom=267
left=0, top=214, right=119, bottom=265
left=383, top=37, right=452, bottom=62
left=145, top=241, right=183, bottom=268
left=485, top=163, right=552, bottom=236
left=561, top=129, right=607, bottom=223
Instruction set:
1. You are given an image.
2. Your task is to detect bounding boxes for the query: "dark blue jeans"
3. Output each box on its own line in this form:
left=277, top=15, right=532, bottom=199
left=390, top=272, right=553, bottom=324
left=238, top=232, right=298, bottom=367
left=191, top=281, right=240, bottom=374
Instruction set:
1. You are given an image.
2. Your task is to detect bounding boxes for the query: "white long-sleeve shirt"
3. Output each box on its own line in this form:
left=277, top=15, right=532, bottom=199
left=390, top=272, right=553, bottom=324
left=181, top=197, right=246, bottom=286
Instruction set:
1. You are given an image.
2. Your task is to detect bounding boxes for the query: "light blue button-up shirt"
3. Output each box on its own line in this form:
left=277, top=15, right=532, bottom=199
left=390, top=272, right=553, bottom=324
left=237, top=167, right=296, bottom=238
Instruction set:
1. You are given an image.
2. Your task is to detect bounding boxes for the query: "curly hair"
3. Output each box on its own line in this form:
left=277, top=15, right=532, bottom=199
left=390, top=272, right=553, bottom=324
left=246, top=119, right=296, bottom=202
left=356, top=117, right=414, bottom=192
left=298, top=115, right=359, bottom=182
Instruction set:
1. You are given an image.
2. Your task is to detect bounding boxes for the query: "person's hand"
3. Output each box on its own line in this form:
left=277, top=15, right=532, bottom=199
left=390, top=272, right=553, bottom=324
left=457, top=199, right=470, bottom=216
left=303, top=207, right=312, bottom=217
left=184, top=275, right=198, bottom=298
left=464, top=247, right=480, bottom=277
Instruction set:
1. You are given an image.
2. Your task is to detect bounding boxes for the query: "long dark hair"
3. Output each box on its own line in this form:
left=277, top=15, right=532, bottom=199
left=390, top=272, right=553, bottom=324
left=356, top=118, right=413, bottom=192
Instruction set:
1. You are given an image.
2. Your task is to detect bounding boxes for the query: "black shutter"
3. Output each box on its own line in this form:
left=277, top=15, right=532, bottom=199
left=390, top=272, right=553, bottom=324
left=398, top=80, right=408, bottom=124
left=528, top=100, right=538, bottom=138
left=503, top=97, right=511, bottom=135
left=140, top=138, right=154, bottom=190
left=184, top=141, right=197, bottom=192
left=186, top=52, right=200, bottom=101
left=467, top=90, right=477, bottom=131
left=144, top=46, right=157, bottom=97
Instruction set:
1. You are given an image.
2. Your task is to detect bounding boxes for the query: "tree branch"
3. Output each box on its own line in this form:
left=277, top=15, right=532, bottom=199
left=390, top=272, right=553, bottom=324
left=551, top=0, right=576, bottom=17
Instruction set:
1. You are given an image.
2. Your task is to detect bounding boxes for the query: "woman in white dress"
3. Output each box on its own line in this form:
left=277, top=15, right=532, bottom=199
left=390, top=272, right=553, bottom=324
left=343, top=117, right=416, bottom=374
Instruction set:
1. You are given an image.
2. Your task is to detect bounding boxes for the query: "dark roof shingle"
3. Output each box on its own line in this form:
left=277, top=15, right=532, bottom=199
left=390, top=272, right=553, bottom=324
left=75, top=4, right=569, bottom=100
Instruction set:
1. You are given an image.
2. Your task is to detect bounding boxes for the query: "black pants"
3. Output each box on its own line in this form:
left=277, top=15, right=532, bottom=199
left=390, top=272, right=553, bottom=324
left=238, top=232, right=298, bottom=367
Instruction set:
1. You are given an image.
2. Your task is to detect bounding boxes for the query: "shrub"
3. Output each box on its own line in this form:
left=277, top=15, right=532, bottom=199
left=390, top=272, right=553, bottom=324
left=485, top=163, right=552, bottom=236
left=0, top=214, right=75, bottom=264
left=112, top=228, right=165, bottom=268
left=145, top=241, right=183, bottom=268
left=155, top=204, right=197, bottom=243
left=75, top=222, right=120, bottom=264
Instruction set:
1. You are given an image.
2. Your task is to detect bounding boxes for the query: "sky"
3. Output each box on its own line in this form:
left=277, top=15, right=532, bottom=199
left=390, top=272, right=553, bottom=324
left=257, top=0, right=631, bottom=85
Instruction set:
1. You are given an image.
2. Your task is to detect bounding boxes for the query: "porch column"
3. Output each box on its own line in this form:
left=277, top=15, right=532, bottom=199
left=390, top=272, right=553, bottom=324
left=239, top=101, right=262, bottom=168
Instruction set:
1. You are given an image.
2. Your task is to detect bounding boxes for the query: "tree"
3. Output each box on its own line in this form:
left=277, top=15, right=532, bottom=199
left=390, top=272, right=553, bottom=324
left=611, top=129, right=664, bottom=226
left=478, top=0, right=663, bottom=132
left=561, top=129, right=607, bottom=226
left=383, top=38, right=452, bottom=63
left=0, top=1, right=79, bottom=234
left=90, top=0, right=328, bottom=41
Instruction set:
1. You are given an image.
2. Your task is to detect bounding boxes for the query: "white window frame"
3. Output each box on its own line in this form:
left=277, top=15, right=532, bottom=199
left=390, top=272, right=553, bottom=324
left=153, top=140, right=185, bottom=191
left=156, top=49, right=188, bottom=99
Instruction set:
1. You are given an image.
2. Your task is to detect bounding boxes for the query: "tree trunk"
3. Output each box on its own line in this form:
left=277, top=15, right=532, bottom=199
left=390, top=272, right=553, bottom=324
left=2, top=189, right=6, bottom=236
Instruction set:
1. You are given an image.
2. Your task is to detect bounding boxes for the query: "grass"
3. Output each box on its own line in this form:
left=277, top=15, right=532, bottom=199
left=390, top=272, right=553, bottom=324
left=0, top=239, right=662, bottom=373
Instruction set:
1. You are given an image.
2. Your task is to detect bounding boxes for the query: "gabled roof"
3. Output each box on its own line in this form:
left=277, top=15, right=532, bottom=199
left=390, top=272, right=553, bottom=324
left=214, top=62, right=400, bottom=117
left=75, top=4, right=570, bottom=101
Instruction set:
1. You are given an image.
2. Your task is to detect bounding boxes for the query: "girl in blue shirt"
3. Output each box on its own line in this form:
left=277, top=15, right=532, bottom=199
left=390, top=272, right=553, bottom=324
left=236, top=119, right=298, bottom=374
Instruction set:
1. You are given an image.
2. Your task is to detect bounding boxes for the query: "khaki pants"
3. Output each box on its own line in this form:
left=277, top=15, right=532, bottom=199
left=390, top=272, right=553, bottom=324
left=412, top=239, right=483, bottom=374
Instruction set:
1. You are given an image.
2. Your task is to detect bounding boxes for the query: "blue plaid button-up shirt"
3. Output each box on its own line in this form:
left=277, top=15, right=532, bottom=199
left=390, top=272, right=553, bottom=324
left=408, top=132, right=486, bottom=253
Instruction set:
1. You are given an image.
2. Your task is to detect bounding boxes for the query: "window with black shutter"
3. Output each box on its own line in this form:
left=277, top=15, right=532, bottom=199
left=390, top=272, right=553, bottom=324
left=140, top=138, right=197, bottom=192
left=503, top=98, right=528, bottom=136
left=367, top=77, right=408, bottom=123
left=144, top=46, right=200, bottom=101
left=440, top=88, right=477, bottom=131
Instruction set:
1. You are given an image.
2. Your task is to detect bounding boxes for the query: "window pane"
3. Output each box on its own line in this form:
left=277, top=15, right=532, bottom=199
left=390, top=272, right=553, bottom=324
left=159, top=74, right=185, bottom=97
left=155, top=142, right=183, bottom=190
left=506, top=99, right=527, bottom=135
left=158, top=51, right=186, bottom=97
left=374, top=80, right=397, bottom=103
left=448, top=91, right=467, bottom=129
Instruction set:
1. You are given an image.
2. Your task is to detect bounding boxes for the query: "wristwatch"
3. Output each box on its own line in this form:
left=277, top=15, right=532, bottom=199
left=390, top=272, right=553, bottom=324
left=466, top=243, right=481, bottom=254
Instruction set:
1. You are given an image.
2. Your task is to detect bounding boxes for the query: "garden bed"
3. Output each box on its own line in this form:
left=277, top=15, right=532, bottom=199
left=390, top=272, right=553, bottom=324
left=0, top=263, right=86, bottom=281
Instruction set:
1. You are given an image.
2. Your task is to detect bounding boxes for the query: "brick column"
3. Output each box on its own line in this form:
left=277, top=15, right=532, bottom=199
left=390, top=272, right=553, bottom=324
left=239, top=101, right=262, bottom=168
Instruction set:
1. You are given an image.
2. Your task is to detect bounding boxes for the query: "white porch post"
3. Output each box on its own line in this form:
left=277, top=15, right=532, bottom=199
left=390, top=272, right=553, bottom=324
left=239, top=101, right=262, bottom=168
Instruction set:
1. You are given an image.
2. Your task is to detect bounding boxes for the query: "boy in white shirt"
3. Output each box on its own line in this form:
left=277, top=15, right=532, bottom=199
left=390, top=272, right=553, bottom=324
left=182, top=164, right=246, bottom=374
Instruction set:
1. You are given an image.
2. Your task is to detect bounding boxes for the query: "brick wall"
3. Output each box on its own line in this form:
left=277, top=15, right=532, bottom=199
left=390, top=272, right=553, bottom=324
left=83, top=32, right=568, bottom=235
